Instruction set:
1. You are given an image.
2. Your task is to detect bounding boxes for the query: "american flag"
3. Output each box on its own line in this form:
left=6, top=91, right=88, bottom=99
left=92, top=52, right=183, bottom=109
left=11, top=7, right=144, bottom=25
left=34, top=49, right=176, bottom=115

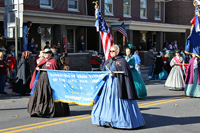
left=63, top=34, right=67, bottom=53
left=117, top=22, right=128, bottom=42
left=95, top=8, right=114, bottom=61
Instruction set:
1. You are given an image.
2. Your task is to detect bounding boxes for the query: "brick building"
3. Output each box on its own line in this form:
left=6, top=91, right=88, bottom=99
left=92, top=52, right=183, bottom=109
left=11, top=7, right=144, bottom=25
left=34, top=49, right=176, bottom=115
left=165, top=0, right=194, bottom=49
left=0, top=0, right=193, bottom=53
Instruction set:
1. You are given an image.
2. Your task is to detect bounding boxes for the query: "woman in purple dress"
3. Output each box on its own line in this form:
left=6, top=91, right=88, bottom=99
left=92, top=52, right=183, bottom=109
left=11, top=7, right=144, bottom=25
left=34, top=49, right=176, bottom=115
left=185, top=53, right=200, bottom=97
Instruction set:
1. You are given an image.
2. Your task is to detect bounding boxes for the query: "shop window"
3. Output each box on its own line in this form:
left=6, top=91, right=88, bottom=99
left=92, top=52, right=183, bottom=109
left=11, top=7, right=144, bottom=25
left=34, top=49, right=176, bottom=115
left=68, top=0, right=79, bottom=11
left=105, top=0, right=113, bottom=15
left=41, top=27, right=52, bottom=49
left=123, top=0, right=131, bottom=17
left=40, top=0, right=52, bottom=8
left=155, top=2, right=161, bottom=20
left=140, top=0, right=147, bottom=18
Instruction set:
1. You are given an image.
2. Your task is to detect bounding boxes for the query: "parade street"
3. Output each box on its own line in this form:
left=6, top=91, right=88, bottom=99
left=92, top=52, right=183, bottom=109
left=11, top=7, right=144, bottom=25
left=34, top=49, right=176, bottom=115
left=0, top=79, right=200, bottom=133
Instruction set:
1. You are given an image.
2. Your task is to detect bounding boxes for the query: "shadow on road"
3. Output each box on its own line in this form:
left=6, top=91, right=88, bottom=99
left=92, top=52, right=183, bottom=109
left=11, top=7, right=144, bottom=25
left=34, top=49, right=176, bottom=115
left=142, top=113, right=200, bottom=128
left=0, top=96, right=29, bottom=100
left=0, top=107, right=27, bottom=111
left=140, top=107, right=160, bottom=111
left=69, top=110, right=92, bottom=116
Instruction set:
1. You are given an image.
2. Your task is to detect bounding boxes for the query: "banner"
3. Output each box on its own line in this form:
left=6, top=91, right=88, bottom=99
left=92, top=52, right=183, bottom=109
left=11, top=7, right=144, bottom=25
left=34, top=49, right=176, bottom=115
left=47, top=70, right=109, bottom=106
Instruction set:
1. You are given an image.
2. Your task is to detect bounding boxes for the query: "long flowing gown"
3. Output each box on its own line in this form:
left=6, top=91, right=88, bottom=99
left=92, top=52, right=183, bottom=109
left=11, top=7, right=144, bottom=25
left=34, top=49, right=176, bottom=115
left=125, top=56, right=147, bottom=98
left=185, top=69, right=200, bottom=97
left=27, top=63, right=70, bottom=118
left=165, top=56, right=185, bottom=90
left=91, top=62, right=145, bottom=129
left=13, top=56, right=31, bottom=94
left=185, top=58, right=200, bottom=97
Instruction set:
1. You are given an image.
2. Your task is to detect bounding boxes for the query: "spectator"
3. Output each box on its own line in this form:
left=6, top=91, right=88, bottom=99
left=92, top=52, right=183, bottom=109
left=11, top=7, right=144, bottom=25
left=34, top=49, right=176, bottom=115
left=36, top=51, right=45, bottom=65
left=147, top=49, right=156, bottom=80
left=0, top=47, right=7, bottom=61
left=164, top=40, right=169, bottom=49
left=0, top=51, right=8, bottom=95
left=152, top=44, right=157, bottom=52
left=152, top=52, right=168, bottom=80
left=133, top=50, right=141, bottom=75
left=170, top=50, right=176, bottom=59
left=23, top=21, right=32, bottom=51
left=165, top=50, right=171, bottom=63
left=147, top=38, right=152, bottom=50
left=173, top=40, right=178, bottom=50
left=63, top=65, right=70, bottom=71
left=43, top=41, right=50, bottom=50
left=180, top=49, right=186, bottom=62
left=28, top=38, right=35, bottom=52
left=10, top=45, right=15, bottom=58
left=138, top=46, right=144, bottom=51
left=6, top=51, right=16, bottom=88
left=13, top=51, right=31, bottom=95
left=90, top=51, right=102, bottom=69
left=163, top=48, right=168, bottom=55
left=168, top=42, right=173, bottom=50
left=51, top=47, right=61, bottom=67
left=78, top=35, right=85, bottom=52
left=32, top=44, right=39, bottom=54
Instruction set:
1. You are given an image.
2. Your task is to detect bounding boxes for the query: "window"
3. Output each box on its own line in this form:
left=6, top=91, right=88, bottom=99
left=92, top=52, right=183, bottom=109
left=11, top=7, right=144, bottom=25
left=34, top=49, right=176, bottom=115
left=68, top=0, right=79, bottom=11
left=40, top=0, right=52, bottom=8
left=140, top=0, right=147, bottom=18
left=155, top=2, right=161, bottom=20
left=123, top=0, right=131, bottom=17
left=105, top=0, right=113, bottom=15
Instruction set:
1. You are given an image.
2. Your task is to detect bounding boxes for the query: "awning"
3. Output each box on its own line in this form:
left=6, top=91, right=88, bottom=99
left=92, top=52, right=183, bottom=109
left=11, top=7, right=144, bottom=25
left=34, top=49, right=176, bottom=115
left=0, top=7, right=118, bottom=27
left=111, top=21, right=191, bottom=33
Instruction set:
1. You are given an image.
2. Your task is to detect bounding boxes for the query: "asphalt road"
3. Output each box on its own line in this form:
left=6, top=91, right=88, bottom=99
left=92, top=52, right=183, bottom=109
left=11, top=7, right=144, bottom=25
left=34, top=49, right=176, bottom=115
left=0, top=80, right=200, bottom=133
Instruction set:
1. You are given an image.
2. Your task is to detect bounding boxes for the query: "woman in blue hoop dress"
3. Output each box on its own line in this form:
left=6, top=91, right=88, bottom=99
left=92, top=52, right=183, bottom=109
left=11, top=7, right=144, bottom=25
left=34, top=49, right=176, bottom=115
left=91, top=45, right=145, bottom=129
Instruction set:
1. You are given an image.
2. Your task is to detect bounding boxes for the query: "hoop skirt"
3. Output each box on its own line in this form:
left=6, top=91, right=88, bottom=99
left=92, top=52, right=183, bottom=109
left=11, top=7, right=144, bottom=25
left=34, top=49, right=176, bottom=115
left=27, top=63, right=70, bottom=118
left=185, top=69, right=200, bottom=97
left=131, top=68, right=147, bottom=98
left=91, top=62, right=145, bottom=129
left=165, top=57, right=185, bottom=90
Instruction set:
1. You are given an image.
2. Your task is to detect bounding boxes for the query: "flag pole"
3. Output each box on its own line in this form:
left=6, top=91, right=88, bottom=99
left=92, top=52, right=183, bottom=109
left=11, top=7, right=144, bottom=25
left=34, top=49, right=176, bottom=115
left=38, top=69, right=124, bottom=73
left=123, top=20, right=126, bottom=49
left=123, top=36, right=125, bottom=49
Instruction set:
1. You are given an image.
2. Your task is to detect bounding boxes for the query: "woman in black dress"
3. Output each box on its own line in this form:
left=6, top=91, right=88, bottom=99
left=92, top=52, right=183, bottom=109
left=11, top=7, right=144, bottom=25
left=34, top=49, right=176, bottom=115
left=27, top=48, right=70, bottom=118
left=13, top=51, right=31, bottom=95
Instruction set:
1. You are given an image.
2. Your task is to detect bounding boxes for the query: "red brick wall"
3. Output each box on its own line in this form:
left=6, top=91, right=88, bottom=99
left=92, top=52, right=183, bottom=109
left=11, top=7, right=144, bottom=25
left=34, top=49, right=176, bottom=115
left=23, top=0, right=86, bottom=15
left=132, top=0, right=140, bottom=19
left=165, top=0, right=194, bottom=25
left=24, top=0, right=39, bottom=7
left=113, top=0, right=123, bottom=18
left=111, top=0, right=164, bottom=23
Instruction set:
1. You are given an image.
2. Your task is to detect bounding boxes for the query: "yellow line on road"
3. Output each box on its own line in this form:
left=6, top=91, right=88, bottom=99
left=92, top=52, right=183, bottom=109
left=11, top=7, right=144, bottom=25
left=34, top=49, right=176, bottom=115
left=0, top=114, right=89, bottom=132
left=139, top=97, right=190, bottom=108
left=0, top=96, right=190, bottom=133
left=3, top=116, right=91, bottom=133
left=138, top=96, right=187, bottom=106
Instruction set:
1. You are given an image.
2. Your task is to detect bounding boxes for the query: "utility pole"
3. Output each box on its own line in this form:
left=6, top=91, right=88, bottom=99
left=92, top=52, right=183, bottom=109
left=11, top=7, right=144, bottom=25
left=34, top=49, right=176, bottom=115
left=4, top=0, right=24, bottom=72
